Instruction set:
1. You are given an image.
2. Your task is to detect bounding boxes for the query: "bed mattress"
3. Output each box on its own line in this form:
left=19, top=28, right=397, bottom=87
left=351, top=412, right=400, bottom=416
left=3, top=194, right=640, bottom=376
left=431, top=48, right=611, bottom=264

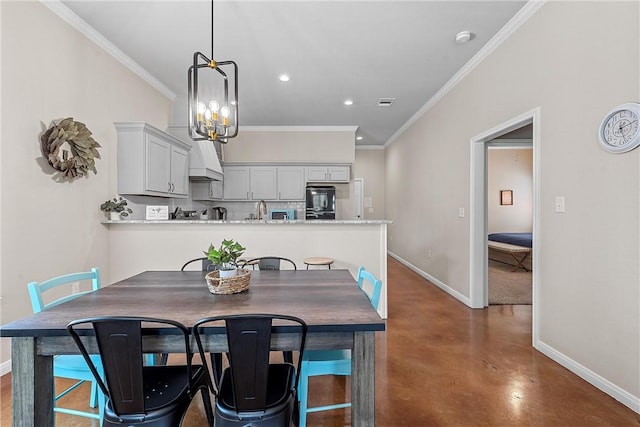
left=488, top=232, right=532, bottom=248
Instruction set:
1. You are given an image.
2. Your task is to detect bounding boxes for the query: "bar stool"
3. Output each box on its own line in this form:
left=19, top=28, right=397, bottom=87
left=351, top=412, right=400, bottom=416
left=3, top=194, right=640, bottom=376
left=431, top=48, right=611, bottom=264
left=303, top=257, right=334, bottom=270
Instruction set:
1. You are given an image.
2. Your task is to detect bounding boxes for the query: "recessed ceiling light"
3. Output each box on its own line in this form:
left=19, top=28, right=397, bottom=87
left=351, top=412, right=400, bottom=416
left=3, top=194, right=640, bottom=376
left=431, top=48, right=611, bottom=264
left=356, top=136, right=363, bottom=141
left=455, top=31, right=473, bottom=44
left=344, top=99, right=354, bottom=106
left=279, top=74, right=290, bottom=82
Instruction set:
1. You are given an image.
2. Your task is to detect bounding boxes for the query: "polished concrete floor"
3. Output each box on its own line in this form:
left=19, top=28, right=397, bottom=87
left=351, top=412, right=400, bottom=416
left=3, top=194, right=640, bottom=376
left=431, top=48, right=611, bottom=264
left=1, top=256, right=639, bottom=426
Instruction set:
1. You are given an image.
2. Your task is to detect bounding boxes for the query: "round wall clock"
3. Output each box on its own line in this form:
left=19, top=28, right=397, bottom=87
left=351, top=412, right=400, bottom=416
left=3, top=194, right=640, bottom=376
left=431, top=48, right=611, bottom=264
left=598, top=102, right=640, bottom=153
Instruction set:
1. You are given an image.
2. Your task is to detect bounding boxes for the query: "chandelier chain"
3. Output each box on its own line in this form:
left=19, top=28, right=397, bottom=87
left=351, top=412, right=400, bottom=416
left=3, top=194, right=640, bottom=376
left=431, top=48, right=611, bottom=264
left=210, top=0, right=214, bottom=60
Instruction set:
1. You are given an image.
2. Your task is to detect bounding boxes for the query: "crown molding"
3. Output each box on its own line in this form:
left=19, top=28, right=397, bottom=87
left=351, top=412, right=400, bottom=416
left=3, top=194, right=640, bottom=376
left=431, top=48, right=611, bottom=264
left=384, top=0, right=546, bottom=148
left=239, top=126, right=358, bottom=132
left=40, top=0, right=176, bottom=101
left=356, top=145, right=385, bottom=150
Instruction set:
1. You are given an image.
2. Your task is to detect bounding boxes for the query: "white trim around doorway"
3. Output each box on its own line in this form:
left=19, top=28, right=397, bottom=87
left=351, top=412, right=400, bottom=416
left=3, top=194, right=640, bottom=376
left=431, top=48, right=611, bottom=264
left=469, top=107, right=541, bottom=345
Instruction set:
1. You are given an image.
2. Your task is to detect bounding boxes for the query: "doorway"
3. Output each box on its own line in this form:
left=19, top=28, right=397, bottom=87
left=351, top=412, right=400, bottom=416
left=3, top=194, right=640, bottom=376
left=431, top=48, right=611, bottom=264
left=469, top=108, right=540, bottom=343
left=486, top=142, right=533, bottom=305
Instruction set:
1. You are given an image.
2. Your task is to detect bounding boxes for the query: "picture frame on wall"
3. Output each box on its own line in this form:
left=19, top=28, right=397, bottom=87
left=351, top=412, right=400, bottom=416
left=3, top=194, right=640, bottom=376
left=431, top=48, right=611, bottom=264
left=500, top=190, right=513, bottom=206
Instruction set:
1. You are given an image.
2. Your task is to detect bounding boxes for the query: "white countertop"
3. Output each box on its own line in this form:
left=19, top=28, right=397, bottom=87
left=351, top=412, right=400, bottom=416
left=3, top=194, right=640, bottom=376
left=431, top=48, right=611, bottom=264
left=102, top=219, right=392, bottom=225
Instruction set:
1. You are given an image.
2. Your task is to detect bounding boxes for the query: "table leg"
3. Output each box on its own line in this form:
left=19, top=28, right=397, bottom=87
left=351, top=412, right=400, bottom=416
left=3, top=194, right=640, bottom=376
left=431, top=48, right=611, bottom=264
left=351, top=331, right=375, bottom=427
left=11, top=337, right=54, bottom=426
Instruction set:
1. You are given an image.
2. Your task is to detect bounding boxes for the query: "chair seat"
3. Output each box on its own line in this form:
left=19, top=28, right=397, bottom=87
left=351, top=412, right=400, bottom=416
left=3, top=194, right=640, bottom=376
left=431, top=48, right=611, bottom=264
left=54, top=355, right=102, bottom=374
left=217, top=364, right=295, bottom=418
left=303, top=350, right=351, bottom=376
left=103, top=365, right=209, bottom=424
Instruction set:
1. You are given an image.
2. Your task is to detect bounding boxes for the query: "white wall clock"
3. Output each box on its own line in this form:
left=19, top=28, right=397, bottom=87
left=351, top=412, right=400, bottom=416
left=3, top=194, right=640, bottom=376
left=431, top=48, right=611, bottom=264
left=598, top=102, right=640, bottom=153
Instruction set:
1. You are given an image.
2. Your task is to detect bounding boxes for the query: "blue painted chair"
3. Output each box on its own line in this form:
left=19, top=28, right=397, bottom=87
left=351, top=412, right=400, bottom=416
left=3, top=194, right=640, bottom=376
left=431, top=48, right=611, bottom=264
left=297, top=266, right=382, bottom=427
left=27, top=268, right=104, bottom=423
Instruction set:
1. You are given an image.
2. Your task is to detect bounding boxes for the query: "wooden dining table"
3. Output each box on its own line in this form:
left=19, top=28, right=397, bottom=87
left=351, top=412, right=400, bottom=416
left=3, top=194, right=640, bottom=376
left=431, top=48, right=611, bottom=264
left=1, top=269, right=385, bottom=426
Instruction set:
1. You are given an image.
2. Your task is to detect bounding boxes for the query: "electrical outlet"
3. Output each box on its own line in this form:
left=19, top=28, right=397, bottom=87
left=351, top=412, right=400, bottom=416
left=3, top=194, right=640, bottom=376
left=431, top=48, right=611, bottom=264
left=71, top=282, right=80, bottom=294
left=427, top=249, right=432, bottom=259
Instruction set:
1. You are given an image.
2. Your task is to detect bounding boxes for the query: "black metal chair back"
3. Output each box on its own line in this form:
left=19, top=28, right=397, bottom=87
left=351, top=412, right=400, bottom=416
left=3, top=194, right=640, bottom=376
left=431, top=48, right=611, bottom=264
left=181, top=257, right=215, bottom=271
left=193, top=314, right=307, bottom=426
left=67, top=316, right=213, bottom=426
left=246, top=257, right=297, bottom=270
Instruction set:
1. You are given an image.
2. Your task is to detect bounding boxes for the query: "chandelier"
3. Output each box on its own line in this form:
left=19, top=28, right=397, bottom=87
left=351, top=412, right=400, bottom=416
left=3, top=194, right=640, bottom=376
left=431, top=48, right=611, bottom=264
left=188, top=0, right=238, bottom=143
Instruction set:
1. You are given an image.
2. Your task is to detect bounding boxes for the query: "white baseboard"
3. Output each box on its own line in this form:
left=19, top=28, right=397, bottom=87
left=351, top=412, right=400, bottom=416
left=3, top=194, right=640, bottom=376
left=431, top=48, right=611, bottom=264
left=535, top=340, right=640, bottom=414
left=387, top=251, right=471, bottom=307
left=0, top=359, right=11, bottom=377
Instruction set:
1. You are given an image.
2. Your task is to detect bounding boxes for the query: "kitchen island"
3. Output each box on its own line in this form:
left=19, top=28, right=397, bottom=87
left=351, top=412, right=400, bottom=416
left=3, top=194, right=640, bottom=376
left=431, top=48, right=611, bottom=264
left=104, top=219, right=390, bottom=318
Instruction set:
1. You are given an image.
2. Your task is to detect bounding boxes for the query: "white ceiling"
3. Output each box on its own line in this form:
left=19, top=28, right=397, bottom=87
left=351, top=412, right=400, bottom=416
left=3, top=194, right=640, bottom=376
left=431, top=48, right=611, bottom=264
left=60, top=0, right=527, bottom=146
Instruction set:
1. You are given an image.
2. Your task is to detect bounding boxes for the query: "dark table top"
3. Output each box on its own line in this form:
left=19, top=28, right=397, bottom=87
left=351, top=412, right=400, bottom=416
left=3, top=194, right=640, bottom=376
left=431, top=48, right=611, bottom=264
left=1, top=269, right=385, bottom=337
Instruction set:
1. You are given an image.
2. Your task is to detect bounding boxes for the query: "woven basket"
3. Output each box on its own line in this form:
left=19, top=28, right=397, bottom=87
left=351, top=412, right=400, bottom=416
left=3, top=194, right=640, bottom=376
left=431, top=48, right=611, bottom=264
left=205, top=269, right=251, bottom=295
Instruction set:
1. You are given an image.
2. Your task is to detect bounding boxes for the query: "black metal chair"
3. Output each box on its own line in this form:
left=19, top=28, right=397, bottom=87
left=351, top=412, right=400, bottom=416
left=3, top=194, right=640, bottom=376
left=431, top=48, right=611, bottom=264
left=193, top=314, right=307, bottom=427
left=245, top=257, right=297, bottom=270
left=181, top=257, right=215, bottom=271
left=67, top=316, right=214, bottom=427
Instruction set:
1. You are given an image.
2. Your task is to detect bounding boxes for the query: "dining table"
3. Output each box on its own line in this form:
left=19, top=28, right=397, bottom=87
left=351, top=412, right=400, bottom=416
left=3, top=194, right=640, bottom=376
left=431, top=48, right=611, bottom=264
left=1, top=268, right=385, bottom=426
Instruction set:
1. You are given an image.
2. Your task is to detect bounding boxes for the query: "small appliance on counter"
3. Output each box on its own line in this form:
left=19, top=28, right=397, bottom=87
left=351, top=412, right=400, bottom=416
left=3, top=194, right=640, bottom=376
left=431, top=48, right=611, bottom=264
left=211, top=206, right=227, bottom=220
left=306, top=186, right=336, bottom=220
left=270, top=209, right=296, bottom=220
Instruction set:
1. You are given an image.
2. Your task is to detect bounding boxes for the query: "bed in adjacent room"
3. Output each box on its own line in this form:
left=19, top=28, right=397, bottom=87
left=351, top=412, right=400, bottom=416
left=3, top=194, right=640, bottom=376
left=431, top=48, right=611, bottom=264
left=488, top=232, right=532, bottom=271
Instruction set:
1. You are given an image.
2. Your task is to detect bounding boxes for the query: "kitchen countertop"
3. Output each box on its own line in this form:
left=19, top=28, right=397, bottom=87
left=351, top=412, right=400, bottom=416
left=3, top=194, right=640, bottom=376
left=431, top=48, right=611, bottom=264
left=102, top=219, right=392, bottom=224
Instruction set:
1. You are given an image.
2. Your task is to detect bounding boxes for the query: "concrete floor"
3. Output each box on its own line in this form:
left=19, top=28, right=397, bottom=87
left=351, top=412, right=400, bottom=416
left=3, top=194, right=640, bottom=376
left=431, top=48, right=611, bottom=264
left=1, top=256, right=638, bottom=426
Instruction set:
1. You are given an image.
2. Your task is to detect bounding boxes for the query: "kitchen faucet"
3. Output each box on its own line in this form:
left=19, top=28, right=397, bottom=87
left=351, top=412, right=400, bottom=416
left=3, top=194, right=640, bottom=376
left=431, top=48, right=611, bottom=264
left=256, top=200, right=268, bottom=220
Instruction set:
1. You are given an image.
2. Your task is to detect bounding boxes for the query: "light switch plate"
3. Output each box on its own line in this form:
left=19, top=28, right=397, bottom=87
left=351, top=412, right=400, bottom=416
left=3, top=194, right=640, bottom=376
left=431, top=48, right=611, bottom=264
left=555, top=196, right=565, bottom=213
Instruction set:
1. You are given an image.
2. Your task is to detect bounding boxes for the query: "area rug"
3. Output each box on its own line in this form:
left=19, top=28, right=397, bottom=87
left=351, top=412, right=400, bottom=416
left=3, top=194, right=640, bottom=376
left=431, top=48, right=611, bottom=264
left=488, top=259, right=532, bottom=305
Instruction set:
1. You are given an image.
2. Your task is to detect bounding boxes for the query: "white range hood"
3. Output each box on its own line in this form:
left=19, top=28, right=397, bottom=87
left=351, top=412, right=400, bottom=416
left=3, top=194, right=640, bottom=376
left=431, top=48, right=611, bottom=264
left=167, top=125, right=223, bottom=181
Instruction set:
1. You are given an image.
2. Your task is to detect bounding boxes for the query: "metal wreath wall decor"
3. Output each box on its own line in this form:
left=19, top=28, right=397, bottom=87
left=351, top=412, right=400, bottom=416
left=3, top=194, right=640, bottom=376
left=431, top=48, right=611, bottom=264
left=40, top=117, right=101, bottom=180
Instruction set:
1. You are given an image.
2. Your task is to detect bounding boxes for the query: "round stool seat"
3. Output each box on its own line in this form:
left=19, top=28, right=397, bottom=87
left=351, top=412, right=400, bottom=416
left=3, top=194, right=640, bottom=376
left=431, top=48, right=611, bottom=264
left=303, top=257, right=334, bottom=269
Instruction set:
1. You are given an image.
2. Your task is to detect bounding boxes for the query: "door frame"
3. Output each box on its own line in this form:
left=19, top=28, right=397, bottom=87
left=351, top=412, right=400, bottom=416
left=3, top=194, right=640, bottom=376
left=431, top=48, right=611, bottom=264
left=469, top=107, right=540, bottom=343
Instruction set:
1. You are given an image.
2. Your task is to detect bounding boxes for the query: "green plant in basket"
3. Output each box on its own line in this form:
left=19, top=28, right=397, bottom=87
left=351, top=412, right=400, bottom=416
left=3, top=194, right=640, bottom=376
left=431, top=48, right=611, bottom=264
left=205, top=239, right=245, bottom=273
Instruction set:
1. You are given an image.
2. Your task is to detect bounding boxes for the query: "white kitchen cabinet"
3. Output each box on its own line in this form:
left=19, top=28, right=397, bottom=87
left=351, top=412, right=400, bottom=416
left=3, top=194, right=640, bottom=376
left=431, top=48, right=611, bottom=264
left=115, top=122, right=191, bottom=198
left=306, top=165, right=350, bottom=183
left=191, top=180, right=223, bottom=201
left=250, top=167, right=278, bottom=200
left=277, top=167, right=305, bottom=200
left=223, top=166, right=251, bottom=200
left=222, top=165, right=305, bottom=201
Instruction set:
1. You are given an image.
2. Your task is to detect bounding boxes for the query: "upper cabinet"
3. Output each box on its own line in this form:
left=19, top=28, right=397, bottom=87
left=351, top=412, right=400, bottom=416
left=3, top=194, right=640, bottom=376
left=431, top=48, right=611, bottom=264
left=223, top=165, right=305, bottom=201
left=307, top=165, right=350, bottom=183
left=222, top=166, right=252, bottom=200
left=115, top=122, right=191, bottom=198
left=191, top=180, right=223, bottom=201
left=277, top=167, right=305, bottom=200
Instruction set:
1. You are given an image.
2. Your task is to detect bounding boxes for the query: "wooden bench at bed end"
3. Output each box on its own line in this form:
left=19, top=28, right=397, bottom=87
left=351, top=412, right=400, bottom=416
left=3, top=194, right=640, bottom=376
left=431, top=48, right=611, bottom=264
left=488, top=241, right=531, bottom=272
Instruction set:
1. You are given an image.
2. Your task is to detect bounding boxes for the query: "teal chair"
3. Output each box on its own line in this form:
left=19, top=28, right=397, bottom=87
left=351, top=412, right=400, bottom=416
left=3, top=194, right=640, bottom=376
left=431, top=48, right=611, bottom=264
left=27, top=268, right=104, bottom=423
left=297, top=266, right=382, bottom=427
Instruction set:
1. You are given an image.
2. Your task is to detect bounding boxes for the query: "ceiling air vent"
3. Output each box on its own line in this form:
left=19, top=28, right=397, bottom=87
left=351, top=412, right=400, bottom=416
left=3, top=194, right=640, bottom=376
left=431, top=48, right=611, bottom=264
left=378, top=98, right=396, bottom=107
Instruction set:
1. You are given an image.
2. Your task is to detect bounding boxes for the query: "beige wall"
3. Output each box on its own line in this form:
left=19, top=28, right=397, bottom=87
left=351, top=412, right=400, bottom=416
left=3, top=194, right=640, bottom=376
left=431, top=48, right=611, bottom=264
left=354, top=148, right=385, bottom=220
left=487, top=148, right=533, bottom=233
left=0, top=2, right=172, bottom=365
left=223, top=128, right=355, bottom=164
left=386, top=1, right=639, bottom=407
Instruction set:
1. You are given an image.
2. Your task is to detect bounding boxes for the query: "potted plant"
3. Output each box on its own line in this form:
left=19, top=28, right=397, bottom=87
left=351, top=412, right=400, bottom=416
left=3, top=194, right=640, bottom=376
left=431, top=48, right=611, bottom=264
left=205, top=239, right=246, bottom=278
left=100, top=196, right=133, bottom=220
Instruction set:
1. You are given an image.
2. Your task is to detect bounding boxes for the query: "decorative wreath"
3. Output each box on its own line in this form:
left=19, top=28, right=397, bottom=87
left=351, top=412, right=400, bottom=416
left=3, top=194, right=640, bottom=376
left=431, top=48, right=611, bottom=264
left=41, top=117, right=101, bottom=180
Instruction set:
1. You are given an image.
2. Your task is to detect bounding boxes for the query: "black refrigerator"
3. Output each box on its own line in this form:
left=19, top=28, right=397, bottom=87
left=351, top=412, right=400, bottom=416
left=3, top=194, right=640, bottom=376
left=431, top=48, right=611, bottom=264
left=305, top=186, right=336, bottom=220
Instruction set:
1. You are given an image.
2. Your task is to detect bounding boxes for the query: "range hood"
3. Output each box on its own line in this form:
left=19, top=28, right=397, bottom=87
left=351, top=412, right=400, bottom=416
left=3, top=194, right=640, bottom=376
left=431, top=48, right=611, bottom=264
left=167, top=125, right=223, bottom=181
